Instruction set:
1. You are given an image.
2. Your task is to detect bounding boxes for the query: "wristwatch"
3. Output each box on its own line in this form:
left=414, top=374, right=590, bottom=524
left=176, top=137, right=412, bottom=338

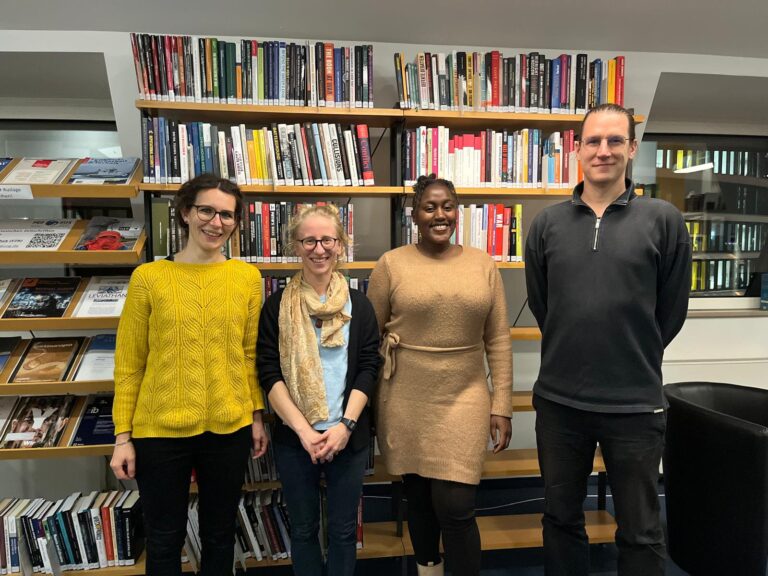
left=341, top=417, right=357, bottom=432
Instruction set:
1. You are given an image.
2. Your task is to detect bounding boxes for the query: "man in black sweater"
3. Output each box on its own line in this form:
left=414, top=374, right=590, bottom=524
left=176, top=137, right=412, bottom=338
left=525, top=103, right=691, bottom=576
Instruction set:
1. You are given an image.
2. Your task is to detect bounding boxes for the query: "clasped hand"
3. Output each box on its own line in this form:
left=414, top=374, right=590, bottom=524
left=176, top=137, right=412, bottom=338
left=299, top=423, right=351, bottom=464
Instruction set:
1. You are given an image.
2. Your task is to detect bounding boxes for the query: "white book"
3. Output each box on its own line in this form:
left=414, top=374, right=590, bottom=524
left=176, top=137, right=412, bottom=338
left=265, top=134, right=282, bottom=186
left=237, top=497, right=261, bottom=561
left=217, top=131, right=229, bottom=181
left=0, top=219, right=76, bottom=252
left=88, top=497, right=108, bottom=569
left=239, top=125, right=251, bottom=185
left=328, top=124, right=347, bottom=186
left=343, top=131, right=359, bottom=187
left=230, top=126, right=247, bottom=186
left=319, top=124, right=338, bottom=186
left=277, top=124, right=294, bottom=186
left=178, top=124, right=189, bottom=184
left=2, top=158, right=76, bottom=185
left=73, top=276, right=129, bottom=318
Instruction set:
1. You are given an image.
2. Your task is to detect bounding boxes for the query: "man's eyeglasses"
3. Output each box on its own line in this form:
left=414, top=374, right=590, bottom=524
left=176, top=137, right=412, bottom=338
left=192, top=205, right=237, bottom=225
left=581, top=136, right=630, bottom=150
left=299, top=236, right=338, bottom=250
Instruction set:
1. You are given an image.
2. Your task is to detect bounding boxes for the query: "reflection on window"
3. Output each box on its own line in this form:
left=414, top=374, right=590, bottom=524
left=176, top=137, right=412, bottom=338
left=637, top=135, right=768, bottom=297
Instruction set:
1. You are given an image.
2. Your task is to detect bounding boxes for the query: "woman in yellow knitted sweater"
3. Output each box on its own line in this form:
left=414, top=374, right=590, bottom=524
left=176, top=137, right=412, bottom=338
left=110, top=175, right=267, bottom=576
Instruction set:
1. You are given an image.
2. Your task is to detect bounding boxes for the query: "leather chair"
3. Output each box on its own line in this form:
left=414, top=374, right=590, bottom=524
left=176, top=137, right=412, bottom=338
left=664, top=382, right=768, bottom=576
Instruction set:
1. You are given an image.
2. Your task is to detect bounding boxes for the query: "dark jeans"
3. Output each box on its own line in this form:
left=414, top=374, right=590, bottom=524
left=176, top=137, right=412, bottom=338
left=133, top=426, right=251, bottom=576
left=534, top=394, right=667, bottom=576
left=274, top=440, right=369, bottom=576
left=404, top=474, right=481, bottom=576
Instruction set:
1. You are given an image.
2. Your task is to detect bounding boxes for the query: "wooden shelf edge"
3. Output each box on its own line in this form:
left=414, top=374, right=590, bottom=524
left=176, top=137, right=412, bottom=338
left=140, top=184, right=403, bottom=196
left=0, top=380, right=114, bottom=396
left=510, top=327, right=541, bottom=340
left=0, top=316, right=120, bottom=331
left=0, top=444, right=113, bottom=460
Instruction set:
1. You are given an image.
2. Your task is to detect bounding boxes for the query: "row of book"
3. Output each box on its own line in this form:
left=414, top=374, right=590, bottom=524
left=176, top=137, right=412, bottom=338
left=394, top=51, right=625, bottom=112
left=130, top=33, right=375, bottom=108
left=0, top=158, right=140, bottom=186
left=402, top=126, right=580, bottom=188
left=691, top=258, right=758, bottom=293
left=686, top=220, right=766, bottom=254
left=656, top=148, right=768, bottom=178
left=150, top=198, right=355, bottom=263
left=0, top=217, right=143, bottom=253
left=0, top=277, right=128, bottom=320
left=262, top=275, right=370, bottom=301
left=141, top=115, right=376, bottom=187
left=403, top=203, right=524, bottom=262
left=0, top=335, right=115, bottom=385
left=0, top=490, right=142, bottom=574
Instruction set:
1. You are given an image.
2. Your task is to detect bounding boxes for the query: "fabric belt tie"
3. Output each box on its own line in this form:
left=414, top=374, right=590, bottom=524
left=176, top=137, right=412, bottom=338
left=381, top=332, right=481, bottom=381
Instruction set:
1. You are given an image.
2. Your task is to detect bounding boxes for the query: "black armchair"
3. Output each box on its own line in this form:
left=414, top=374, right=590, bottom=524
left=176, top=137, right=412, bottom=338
left=663, top=382, right=768, bottom=576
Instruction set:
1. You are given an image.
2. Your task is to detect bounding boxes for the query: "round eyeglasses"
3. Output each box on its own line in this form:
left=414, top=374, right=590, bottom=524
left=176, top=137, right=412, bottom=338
left=299, top=236, right=338, bottom=250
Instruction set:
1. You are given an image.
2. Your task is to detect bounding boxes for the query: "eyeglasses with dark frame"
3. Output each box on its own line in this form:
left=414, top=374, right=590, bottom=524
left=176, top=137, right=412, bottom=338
left=298, top=236, right=339, bottom=250
left=581, top=136, right=630, bottom=150
left=192, top=205, right=237, bottom=225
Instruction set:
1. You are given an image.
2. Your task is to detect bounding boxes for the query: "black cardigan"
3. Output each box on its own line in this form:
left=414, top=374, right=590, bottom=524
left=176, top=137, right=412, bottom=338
left=256, top=288, right=381, bottom=452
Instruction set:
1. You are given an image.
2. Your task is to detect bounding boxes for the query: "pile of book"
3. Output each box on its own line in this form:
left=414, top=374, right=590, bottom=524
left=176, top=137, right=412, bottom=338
left=0, top=158, right=139, bottom=186
left=130, top=33, right=375, bottom=108
left=402, top=203, right=524, bottom=263
left=149, top=199, right=354, bottom=263
left=0, top=218, right=143, bottom=253
left=261, top=275, right=369, bottom=301
left=0, top=394, right=115, bottom=450
left=141, top=116, right=375, bottom=187
left=0, top=277, right=129, bottom=319
left=394, top=51, right=625, bottom=112
left=656, top=147, right=768, bottom=178
left=0, top=490, right=143, bottom=573
left=403, top=126, right=580, bottom=189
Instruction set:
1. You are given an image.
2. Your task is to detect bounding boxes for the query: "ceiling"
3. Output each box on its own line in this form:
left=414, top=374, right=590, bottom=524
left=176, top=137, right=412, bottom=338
left=2, top=0, right=768, bottom=59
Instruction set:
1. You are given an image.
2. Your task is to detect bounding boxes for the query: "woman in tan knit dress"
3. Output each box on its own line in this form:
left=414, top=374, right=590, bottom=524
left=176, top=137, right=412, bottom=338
left=367, top=174, right=514, bottom=576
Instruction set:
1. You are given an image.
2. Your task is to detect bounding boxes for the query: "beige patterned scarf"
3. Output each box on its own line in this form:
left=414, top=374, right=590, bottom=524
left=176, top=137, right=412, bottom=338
left=278, top=270, right=351, bottom=425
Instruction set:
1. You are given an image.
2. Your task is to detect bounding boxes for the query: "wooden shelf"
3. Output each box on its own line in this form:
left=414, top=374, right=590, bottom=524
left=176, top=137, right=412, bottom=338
left=403, top=109, right=645, bottom=131
left=692, top=252, right=760, bottom=260
left=141, top=183, right=403, bottom=196
left=484, top=448, right=605, bottom=478
left=135, top=100, right=402, bottom=128
left=0, top=221, right=146, bottom=265
left=254, top=261, right=377, bottom=270
left=0, top=316, right=120, bottom=331
left=509, top=327, right=541, bottom=340
left=0, top=444, right=113, bottom=461
left=403, top=510, right=616, bottom=553
left=512, top=391, right=534, bottom=412
left=496, top=262, right=525, bottom=269
left=0, top=158, right=142, bottom=199
left=0, top=379, right=113, bottom=396
left=453, top=187, right=571, bottom=198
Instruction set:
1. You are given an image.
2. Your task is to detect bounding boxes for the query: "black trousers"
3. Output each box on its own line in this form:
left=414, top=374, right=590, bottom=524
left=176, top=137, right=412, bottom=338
left=133, top=426, right=251, bottom=576
left=404, top=474, right=480, bottom=576
left=534, top=394, right=667, bottom=576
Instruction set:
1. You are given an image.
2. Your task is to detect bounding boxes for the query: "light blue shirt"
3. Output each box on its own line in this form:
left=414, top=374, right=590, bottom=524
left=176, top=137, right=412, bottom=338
left=312, top=295, right=351, bottom=431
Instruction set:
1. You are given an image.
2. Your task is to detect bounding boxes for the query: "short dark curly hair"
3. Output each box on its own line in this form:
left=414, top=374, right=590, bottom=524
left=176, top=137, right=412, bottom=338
left=412, top=174, right=458, bottom=209
left=173, top=174, right=243, bottom=237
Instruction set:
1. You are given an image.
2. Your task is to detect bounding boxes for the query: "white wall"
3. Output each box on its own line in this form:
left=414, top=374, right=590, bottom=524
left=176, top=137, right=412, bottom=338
left=1, top=30, right=767, bottom=493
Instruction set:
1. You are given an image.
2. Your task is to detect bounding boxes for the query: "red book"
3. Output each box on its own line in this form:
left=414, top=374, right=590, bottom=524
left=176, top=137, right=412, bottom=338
left=261, top=203, right=270, bottom=262
left=616, top=56, right=625, bottom=107
left=164, top=35, right=175, bottom=98
left=324, top=43, right=335, bottom=106
left=300, top=125, right=314, bottom=184
left=501, top=136, right=508, bottom=184
left=355, top=124, right=374, bottom=185
left=486, top=203, right=495, bottom=257
left=494, top=203, right=505, bottom=261
left=431, top=127, right=439, bottom=176
left=473, top=134, right=483, bottom=186
left=491, top=51, right=501, bottom=108
left=151, top=35, right=162, bottom=98
left=129, top=33, right=145, bottom=98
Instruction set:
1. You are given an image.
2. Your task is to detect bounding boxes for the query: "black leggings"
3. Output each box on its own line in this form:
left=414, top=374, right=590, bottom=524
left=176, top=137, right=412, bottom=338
left=403, top=474, right=480, bottom=576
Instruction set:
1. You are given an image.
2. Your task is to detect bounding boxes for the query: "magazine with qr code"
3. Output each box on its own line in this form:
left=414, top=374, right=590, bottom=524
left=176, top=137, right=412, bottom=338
left=0, top=219, right=76, bottom=251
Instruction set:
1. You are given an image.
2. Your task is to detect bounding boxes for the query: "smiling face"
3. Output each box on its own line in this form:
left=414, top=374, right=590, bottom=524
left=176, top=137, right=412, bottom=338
left=181, top=188, right=238, bottom=254
left=413, top=184, right=458, bottom=250
left=576, top=111, right=638, bottom=189
left=295, top=214, right=343, bottom=282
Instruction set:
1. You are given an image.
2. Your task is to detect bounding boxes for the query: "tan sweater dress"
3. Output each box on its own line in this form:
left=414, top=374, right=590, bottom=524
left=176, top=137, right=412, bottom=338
left=366, top=245, right=514, bottom=485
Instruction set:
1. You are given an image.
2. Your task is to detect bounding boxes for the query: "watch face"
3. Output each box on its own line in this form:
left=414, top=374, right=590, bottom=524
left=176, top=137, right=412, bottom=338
left=343, top=418, right=356, bottom=431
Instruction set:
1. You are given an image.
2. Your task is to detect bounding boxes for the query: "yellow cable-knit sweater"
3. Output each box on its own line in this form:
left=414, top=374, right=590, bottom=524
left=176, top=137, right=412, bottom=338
left=113, top=258, right=264, bottom=438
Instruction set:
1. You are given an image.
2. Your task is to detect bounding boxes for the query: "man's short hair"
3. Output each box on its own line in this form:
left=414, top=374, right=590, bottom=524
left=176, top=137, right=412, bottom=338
left=579, top=103, right=636, bottom=142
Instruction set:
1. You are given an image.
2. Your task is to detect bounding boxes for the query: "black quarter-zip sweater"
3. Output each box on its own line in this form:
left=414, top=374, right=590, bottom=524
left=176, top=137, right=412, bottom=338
left=525, top=180, right=692, bottom=413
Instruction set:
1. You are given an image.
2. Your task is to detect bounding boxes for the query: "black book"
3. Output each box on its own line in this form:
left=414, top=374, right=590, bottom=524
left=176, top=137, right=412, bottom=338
left=402, top=129, right=411, bottom=184
left=355, top=45, right=364, bottom=106
left=286, top=43, right=294, bottom=103
left=286, top=128, right=302, bottom=183
left=508, top=57, right=516, bottom=110
left=336, top=123, right=352, bottom=185
left=270, top=124, right=285, bottom=182
left=3, top=277, right=81, bottom=319
left=169, top=119, right=180, bottom=183
left=199, top=38, right=208, bottom=100
left=538, top=56, right=546, bottom=112
left=350, top=126, right=364, bottom=182
left=154, top=35, right=168, bottom=98
left=576, top=54, right=588, bottom=111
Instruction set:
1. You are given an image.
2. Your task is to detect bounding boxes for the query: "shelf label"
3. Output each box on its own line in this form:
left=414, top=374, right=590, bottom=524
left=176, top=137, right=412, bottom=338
left=0, top=184, right=33, bottom=199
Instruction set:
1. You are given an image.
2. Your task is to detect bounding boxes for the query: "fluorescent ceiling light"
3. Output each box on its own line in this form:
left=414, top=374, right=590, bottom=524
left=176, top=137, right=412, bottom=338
left=674, top=162, right=714, bottom=174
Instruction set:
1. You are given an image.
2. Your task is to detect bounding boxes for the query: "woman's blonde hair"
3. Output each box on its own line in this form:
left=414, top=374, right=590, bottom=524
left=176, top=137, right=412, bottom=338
left=286, top=204, right=351, bottom=266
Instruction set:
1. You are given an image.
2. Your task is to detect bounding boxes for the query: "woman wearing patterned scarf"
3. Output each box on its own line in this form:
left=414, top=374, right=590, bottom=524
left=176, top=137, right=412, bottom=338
left=256, top=204, right=381, bottom=576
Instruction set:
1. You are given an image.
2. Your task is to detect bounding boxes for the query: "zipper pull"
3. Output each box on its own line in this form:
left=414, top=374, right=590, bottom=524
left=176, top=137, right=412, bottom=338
left=593, top=217, right=602, bottom=251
